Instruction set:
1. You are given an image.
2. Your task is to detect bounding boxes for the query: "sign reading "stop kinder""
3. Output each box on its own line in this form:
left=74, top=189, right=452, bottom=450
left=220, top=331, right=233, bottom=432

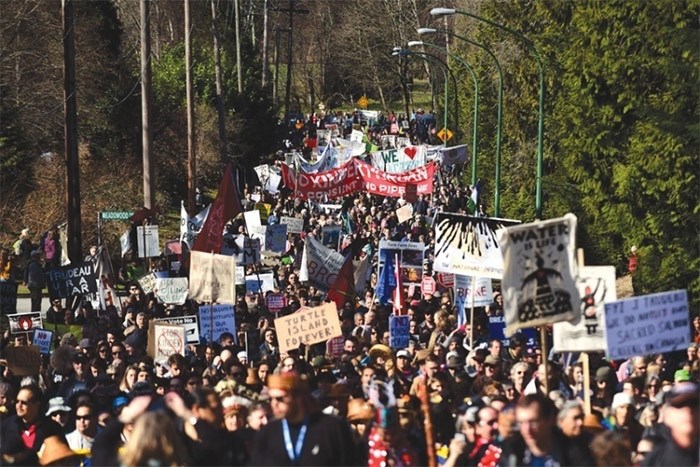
left=274, top=303, right=342, bottom=354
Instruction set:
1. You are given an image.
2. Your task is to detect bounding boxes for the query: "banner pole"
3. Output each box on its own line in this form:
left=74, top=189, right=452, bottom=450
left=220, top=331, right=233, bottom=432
left=469, top=275, right=476, bottom=350
left=540, top=325, right=549, bottom=394
left=576, top=247, right=591, bottom=414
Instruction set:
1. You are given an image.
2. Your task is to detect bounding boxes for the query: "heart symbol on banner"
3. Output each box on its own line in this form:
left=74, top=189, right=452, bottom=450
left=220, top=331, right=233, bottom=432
left=404, top=147, right=417, bottom=159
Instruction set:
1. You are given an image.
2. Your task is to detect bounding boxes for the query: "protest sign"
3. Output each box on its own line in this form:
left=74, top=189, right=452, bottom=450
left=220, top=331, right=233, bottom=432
left=245, top=273, right=275, bottom=294
left=189, top=251, right=236, bottom=304
left=604, top=289, right=690, bottom=361
left=454, top=275, right=493, bottom=309
left=281, top=158, right=435, bottom=201
left=553, top=266, right=617, bottom=353
left=45, top=262, right=97, bottom=299
left=326, top=335, right=345, bottom=357
left=254, top=203, right=273, bottom=223
left=250, top=225, right=267, bottom=245
left=322, top=225, right=341, bottom=250
left=498, top=214, right=580, bottom=337
left=138, top=272, right=157, bottom=294
left=198, top=304, right=237, bottom=343
left=438, top=144, right=469, bottom=166
left=242, top=238, right=261, bottom=265
left=371, top=145, right=427, bottom=173
left=487, top=315, right=537, bottom=348
left=244, top=210, right=262, bottom=230
left=235, top=266, right=245, bottom=285
left=32, top=329, right=53, bottom=354
left=154, top=277, right=189, bottom=305
left=265, top=224, right=288, bottom=253
left=281, top=216, right=303, bottom=234
left=136, top=225, right=160, bottom=258
left=433, top=214, right=520, bottom=279
left=154, top=316, right=200, bottom=345
left=274, top=303, right=342, bottom=354
left=8, top=312, right=42, bottom=334
left=389, top=315, right=410, bottom=349
left=180, top=202, right=210, bottom=250
left=5, top=345, right=41, bottom=376
left=396, top=204, right=414, bottom=224
left=378, top=240, right=425, bottom=285
left=0, top=281, right=18, bottom=313
left=266, top=293, right=287, bottom=313
left=302, top=236, right=345, bottom=291
left=148, top=323, right=186, bottom=364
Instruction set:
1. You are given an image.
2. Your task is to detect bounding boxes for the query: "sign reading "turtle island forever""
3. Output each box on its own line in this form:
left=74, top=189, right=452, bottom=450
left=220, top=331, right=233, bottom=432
left=274, top=303, right=342, bottom=354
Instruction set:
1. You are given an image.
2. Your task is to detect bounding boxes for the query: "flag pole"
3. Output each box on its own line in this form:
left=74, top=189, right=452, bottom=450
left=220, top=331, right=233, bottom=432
left=469, top=275, right=476, bottom=350
left=577, top=247, right=591, bottom=414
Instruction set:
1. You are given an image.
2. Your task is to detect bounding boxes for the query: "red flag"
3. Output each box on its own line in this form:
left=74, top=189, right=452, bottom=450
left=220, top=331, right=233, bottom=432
left=327, top=253, right=355, bottom=312
left=191, top=163, right=242, bottom=253
left=393, top=253, right=405, bottom=315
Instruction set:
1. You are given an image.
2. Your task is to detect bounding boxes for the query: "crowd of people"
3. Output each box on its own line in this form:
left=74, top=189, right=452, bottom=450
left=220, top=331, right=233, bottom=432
left=1, top=111, right=699, bottom=466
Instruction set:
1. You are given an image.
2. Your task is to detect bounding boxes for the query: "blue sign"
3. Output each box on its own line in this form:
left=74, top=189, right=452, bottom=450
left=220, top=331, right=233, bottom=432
left=488, top=315, right=536, bottom=348
left=389, top=315, right=410, bottom=349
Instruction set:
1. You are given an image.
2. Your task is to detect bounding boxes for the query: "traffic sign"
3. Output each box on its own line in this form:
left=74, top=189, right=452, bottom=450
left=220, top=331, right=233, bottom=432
left=437, top=128, right=453, bottom=142
left=357, top=95, right=369, bottom=109
left=100, top=211, right=134, bottom=221
left=421, top=276, right=436, bottom=296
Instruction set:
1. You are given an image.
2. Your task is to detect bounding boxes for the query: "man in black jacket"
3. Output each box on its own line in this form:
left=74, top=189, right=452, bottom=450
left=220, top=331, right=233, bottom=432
left=1, top=385, right=65, bottom=466
left=642, top=382, right=698, bottom=466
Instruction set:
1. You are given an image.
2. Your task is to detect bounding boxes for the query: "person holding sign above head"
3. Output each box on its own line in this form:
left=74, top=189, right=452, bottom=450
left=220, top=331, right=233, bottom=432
left=250, top=372, right=360, bottom=466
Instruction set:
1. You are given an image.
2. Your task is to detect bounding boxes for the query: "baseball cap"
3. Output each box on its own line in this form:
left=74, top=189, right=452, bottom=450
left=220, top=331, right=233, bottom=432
left=396, top=350, right=411, bottom=359
left=595, top=366, right=612, bottom=382
left=611, top=392, right=634, bottom=411
left=663, top=382, right=699, bottom=408
left=673, top=369, right=691, bottom=383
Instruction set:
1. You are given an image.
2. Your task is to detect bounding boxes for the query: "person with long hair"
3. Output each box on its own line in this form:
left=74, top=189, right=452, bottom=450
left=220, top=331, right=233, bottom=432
left=119, top=364, right=138, bottom=393
left=120, top=411, right=189, bottom=467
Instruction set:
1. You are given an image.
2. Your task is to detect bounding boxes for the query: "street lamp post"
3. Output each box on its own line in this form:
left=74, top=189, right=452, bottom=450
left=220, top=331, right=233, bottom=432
left=431, top=7, right=545, bottom=219
left=409, top=40, right=479, bottom=186
left=392, top=49, right=458, bottom=145
left=418, top=28, right=504, bottom=216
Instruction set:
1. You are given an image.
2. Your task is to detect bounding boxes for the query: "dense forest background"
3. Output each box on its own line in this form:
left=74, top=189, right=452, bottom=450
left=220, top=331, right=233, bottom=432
left=1, top=0, right=698, bottom=305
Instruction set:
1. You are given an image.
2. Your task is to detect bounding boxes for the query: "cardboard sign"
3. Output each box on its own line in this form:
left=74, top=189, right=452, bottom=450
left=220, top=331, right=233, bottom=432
left=0, top=281, right=18, bottom=313
left=498, top=214, right=580, bottom=337
left=396, top=204, right=414, bottom=224
left=604, top=289, right=690, bottom=361
left=45, top=262, right=97, bottom=299
left=266, top=293, right=287, bottom=313
left=189, top=251, right=236, bottom=304
left=265, top=224, right=288, bottom=253
left=5, top=345, right=41, bottom=376
left=553, top=266, right=617, bottom=353
left=244, top=210, right=262, bottom=230
left=138, top=272, right=157, bottom=294
left=245, top=273, right=275, bottom=294
left=32, top=329, right=53, bottom=354
left=274, top=303, right=342, bottom=354
left=8, top=313, right=43, bottom=334
left=149, top=323, right=186, bottom=363
left=198, top=304, right=237, bottom=343
left=281, top=216, right=303, bottom=234
left=154, top=316, right=200, bottom=345
left=154, top=277, right=189, bottom=305
left=389, top=315, right=410, bottom=349
left=136, top=225, right=161, bottom=258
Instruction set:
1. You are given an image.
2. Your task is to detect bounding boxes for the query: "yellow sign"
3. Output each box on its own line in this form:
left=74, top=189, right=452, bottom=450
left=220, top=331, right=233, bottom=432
left=357, top=96, right=369, bottom=109
left=437, top=128, right=453, bottom=142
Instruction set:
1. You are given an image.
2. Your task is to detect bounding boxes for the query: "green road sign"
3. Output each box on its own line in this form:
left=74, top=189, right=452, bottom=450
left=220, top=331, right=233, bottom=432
left=100, top=211, right=133, bottom=221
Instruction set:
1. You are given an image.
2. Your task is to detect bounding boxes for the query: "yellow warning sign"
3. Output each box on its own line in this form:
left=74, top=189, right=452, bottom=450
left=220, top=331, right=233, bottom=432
left=437, top=128, right=453, bottom=142
left=357, top=96, right=369, bottom=109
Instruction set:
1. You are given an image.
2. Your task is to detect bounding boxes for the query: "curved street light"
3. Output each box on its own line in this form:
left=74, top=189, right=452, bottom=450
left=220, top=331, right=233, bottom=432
left=392, top=49, right=459, bottom=144
left=408, top=40, right=479, bottom=187
left=431, top=7, right=545, bottom=219
left=418, top=28, right=504, bottom=217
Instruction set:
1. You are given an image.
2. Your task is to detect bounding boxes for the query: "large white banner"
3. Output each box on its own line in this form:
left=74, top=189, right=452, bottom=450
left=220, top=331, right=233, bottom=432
left=371, top=145, right=427, bottom=173
left=302, top=236, right=345, bottom=291
left=604, top=289, right=690, bottom=360
left=553, top=266, right=617, bottom=353
left=498, top=214, right=580, bottom=337
left=188, top=251, right=236, bottom=304
left=180, top=202, right=211, bottom=250
left=433, top=214, right=520, bottom=279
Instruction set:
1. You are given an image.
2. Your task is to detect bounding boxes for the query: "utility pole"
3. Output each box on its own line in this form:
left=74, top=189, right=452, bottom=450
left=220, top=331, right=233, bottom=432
left=185, top=0, right=196, bottom=213
left=62, top=0, right=82, bottom=263
left=140, top=0, right=155, bottom=209
left=261, top=0, right=269, bottom=87
left=234, top=0, right=243, bottom=94
left=275, top=0, right=308, bottom=121
left=211, top=0, right=227, bottom=163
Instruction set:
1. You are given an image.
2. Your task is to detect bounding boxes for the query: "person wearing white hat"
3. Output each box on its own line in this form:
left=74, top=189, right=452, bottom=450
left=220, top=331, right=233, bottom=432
left=45, top=397, right=72, bottom=428
left=608, top=392, right=644, bottom=451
